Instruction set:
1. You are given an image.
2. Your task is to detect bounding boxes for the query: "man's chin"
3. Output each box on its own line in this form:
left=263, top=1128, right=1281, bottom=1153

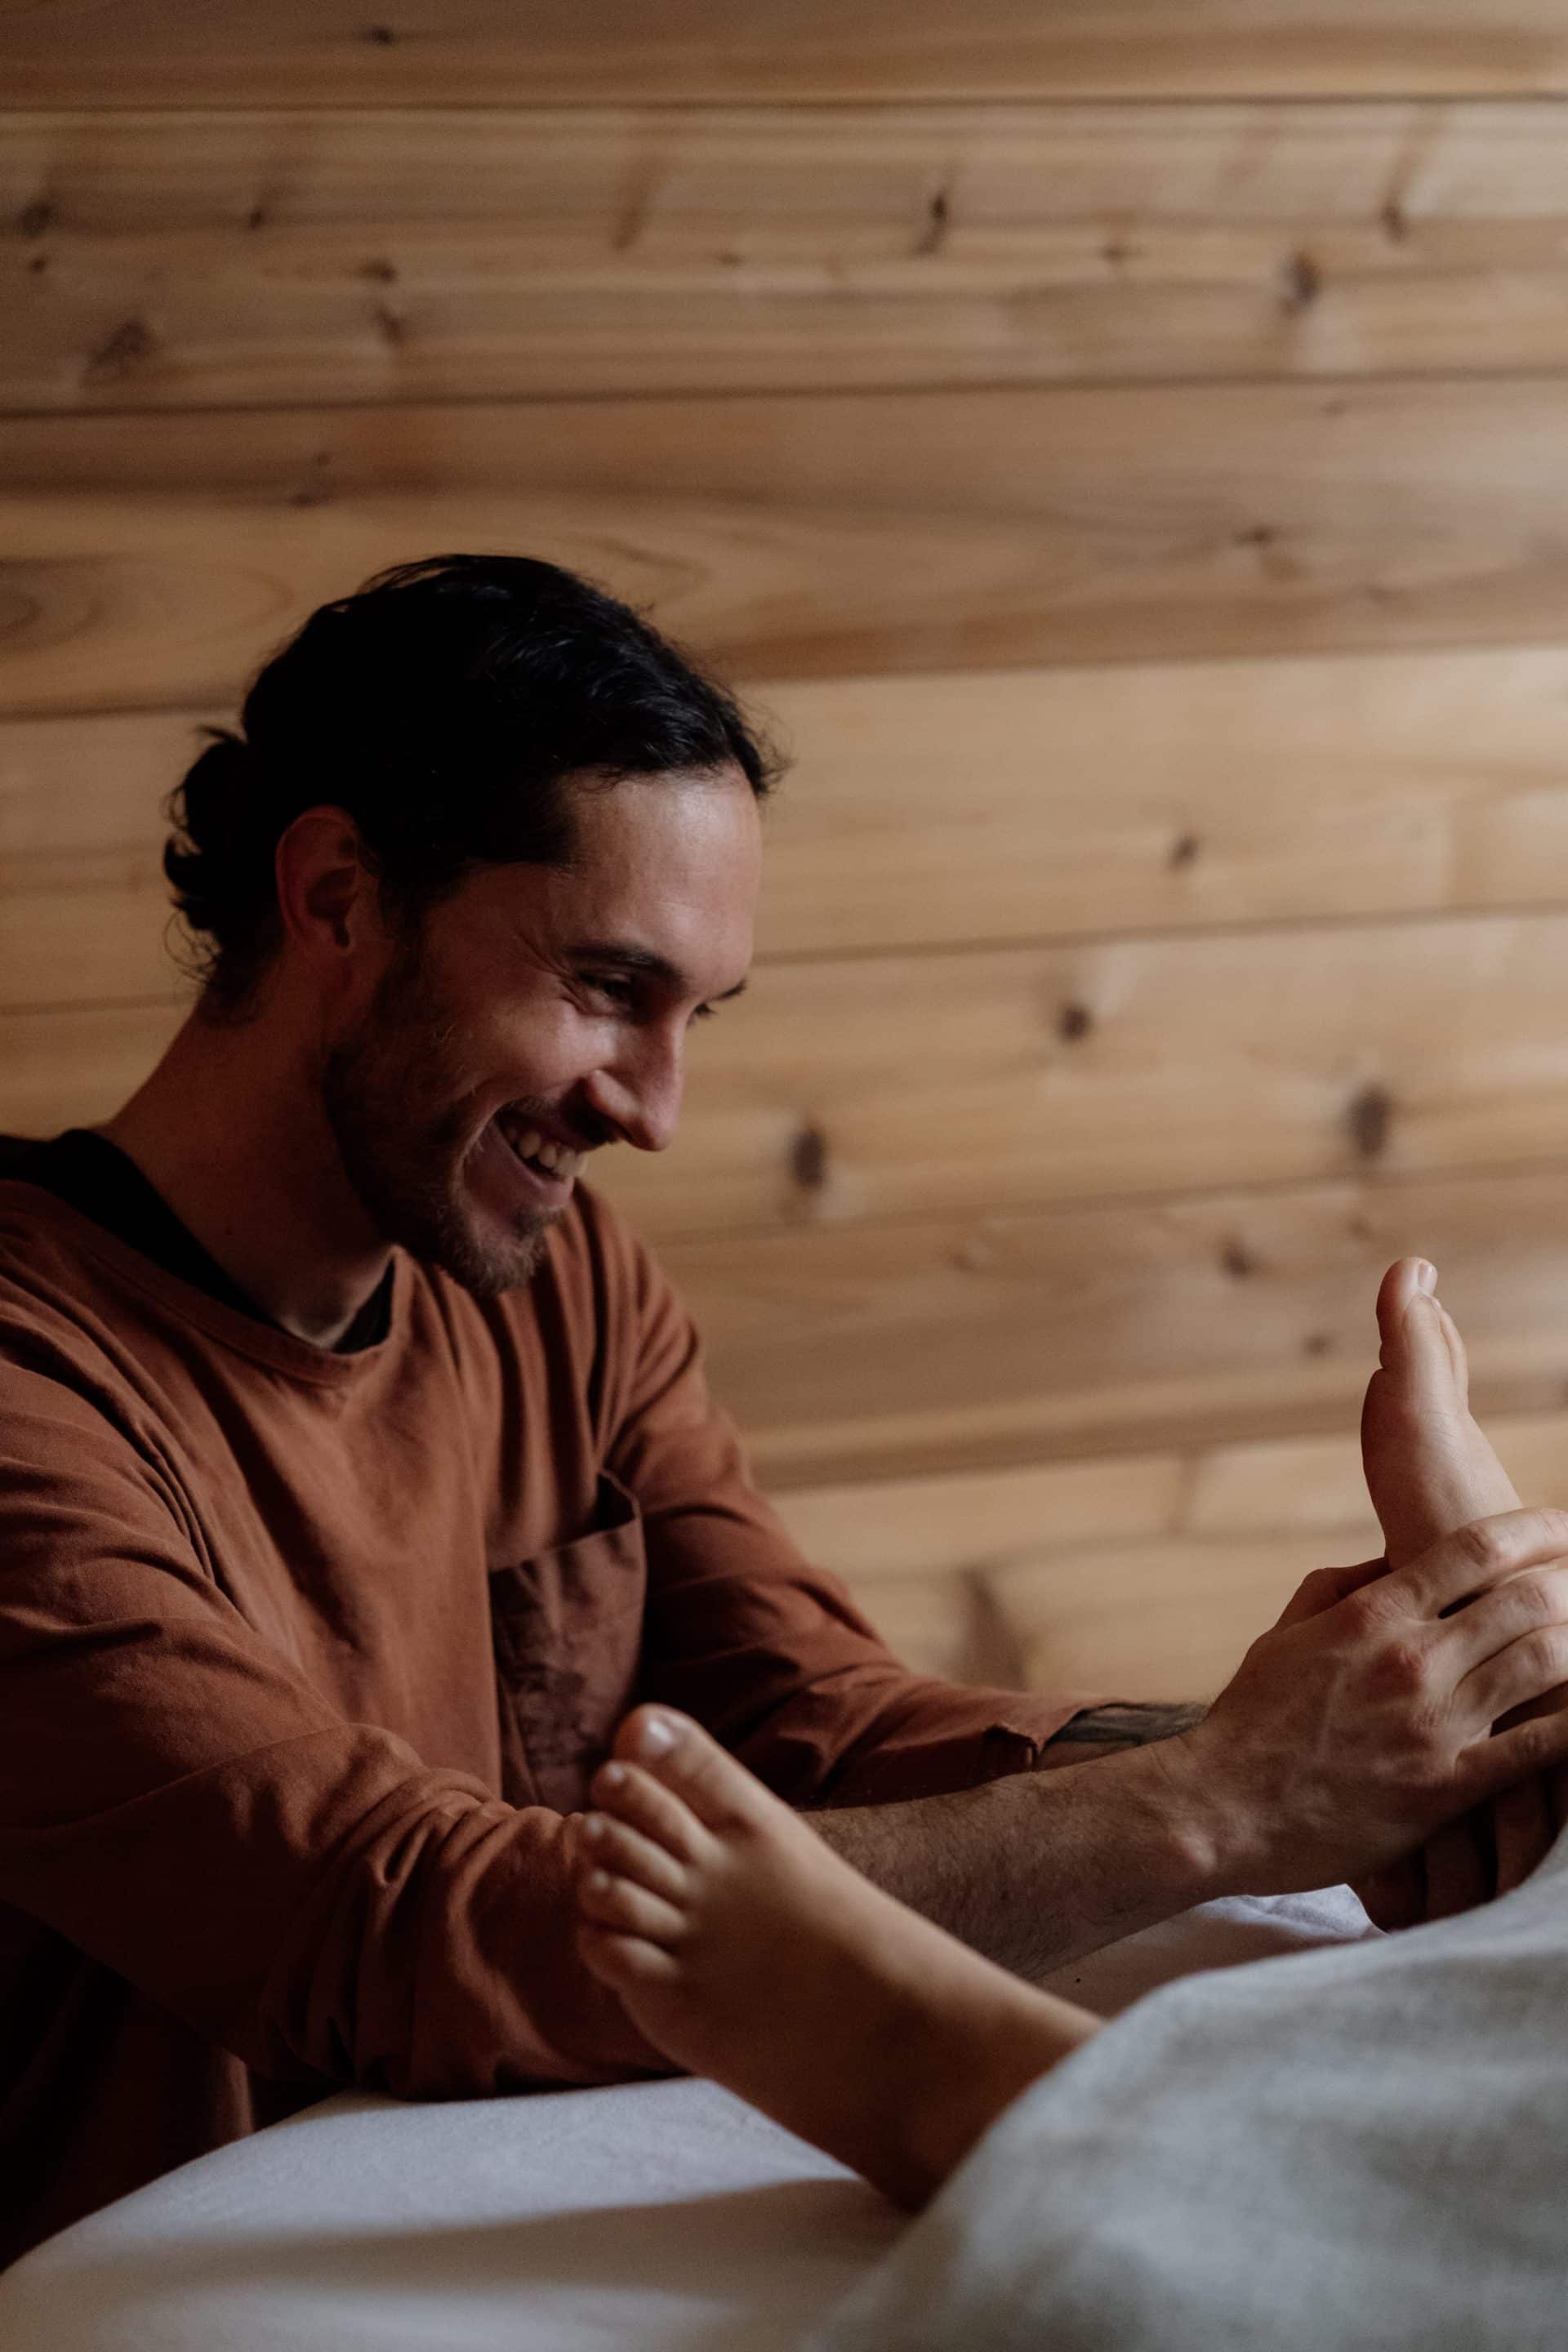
left=426, top=1210, right=554, bottom=1300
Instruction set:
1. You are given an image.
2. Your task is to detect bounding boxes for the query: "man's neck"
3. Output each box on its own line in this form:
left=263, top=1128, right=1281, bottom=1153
left=97, top=1007, right=393, bottom=1351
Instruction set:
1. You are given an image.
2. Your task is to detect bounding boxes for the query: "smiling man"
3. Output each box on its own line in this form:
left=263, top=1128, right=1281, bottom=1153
left=6, top=555, right=1568, bottom=2267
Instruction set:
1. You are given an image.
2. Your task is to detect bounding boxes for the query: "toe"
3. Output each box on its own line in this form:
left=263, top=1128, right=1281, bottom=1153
left=614, top=1706, right=780, bottom=1838
left=590, top=1755, right=714, bottom=1866
left=577, top=1864, right=688, bottom=1945
left=577, top=1922, right=683, bottom=1992
left=580, top=1811, right=690, bottom=1904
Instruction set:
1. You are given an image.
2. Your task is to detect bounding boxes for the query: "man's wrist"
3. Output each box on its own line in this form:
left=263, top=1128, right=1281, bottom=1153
left=1043, top=1700, right=1209, bottom=1762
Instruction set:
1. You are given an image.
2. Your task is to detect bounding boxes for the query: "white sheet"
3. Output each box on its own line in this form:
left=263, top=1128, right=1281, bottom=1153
left=813, top=1846, right=1568, bottom=2352
left=0, top=1885, right=1372, bottom=2350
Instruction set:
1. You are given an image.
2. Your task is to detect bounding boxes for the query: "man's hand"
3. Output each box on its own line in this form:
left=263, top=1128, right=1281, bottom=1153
left=1160, top=1510, right=1568, bottom=1898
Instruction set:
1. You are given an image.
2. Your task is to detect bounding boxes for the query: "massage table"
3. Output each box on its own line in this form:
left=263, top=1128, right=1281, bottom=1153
left=0, top=1885, right=1370, bottom=2350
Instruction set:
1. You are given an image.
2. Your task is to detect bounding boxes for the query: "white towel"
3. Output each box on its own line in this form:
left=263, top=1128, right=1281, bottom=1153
left=811, top=1839, right=1568, bottom=2351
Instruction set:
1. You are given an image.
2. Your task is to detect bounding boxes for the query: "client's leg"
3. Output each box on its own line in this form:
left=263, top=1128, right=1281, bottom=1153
left=574, top=1707, right=1097, bottom=2210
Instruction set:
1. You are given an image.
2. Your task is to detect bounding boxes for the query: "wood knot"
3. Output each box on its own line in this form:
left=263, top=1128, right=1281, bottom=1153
left=791, top=1124, right=830, bottom=1193
left=1347, top=1082, right=1393, bottom=1160
left=361, top=256, right=398, bottom=283
left=86, top=317, right=157, bottom=382
left=1220, top=1238, right=1258, bottom=1280
left=1057, top=1001, right=1094, bottom=1043
left=28, top=253, right=47, bottom=275
left=1234, top=522, right=1276, bottom=550
left=372, top=302, right=407, bottom=346
left=1303, top=1330, right=1334, bottom=1357
left=1168, top=832, right=1201, bottom=870
left=247, top=203, right=269, bottom=230
left=1281, top=249, right=1321, bottom=314
left=915, top=184, right=951, bottom=258
left=363, top=21, right=397, bottom=40
left=18, top=199, right=53, bottom=238
left=1379, top=198, right=1408, bottom=243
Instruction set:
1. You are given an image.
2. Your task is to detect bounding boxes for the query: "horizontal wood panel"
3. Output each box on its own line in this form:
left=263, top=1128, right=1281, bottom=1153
left=7, top=911, right=1568, bottom=1232
left=786, top=1410, right=1568, bottom=1689
left=0, top=1000, right=186, bottom=1136
left=775, top=1405, right=1568, bottom=1580
left=664, top=1165, right=1568, bottom=1485
left=11, top=102, right=1568, bottom=408
left=5, top=2, right=1567, bottom=107
left=598, top=910, right=1568, bottom=1237
left=8, top=376, right=1568, bottom=708
left=13, top=645, right=1568, bottom=988
left=992, top=1533, right=1331, bottom=1699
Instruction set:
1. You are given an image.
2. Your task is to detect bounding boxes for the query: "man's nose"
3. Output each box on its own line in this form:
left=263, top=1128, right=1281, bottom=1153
left=585, top=1029, right=684, bottom=1154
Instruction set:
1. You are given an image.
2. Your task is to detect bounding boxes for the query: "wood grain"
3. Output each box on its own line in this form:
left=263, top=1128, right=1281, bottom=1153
left=595, top=910, right=1568, bottom=1239
left=11, top=102, right=1568, bottom=409
left=6, top=906, right=1568, bottom=1230
left=4, top=2, right=1567, bottom=108
left=8, top=376, right=1568, bottom=708
left=12, top=645, right=1568, bottom=990
left=663, top=1164, right=1568, bottom=1485
left=990, top=1531, right=1332, bottom=1700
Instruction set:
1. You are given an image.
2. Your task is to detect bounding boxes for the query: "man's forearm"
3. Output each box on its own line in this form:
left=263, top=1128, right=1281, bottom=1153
left=808, top=1731, right=1223, bottom=1983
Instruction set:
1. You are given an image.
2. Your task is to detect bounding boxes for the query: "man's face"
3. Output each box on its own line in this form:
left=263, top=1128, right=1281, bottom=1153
left=319, top=768, right=761, bottom=1294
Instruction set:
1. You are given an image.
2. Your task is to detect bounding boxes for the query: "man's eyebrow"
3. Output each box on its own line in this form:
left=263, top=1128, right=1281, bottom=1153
left=568, top=941, right=748, bottom=1004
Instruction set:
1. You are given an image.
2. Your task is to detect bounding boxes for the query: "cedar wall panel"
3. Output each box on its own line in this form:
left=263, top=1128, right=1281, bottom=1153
left=5, top=2, right=1568, bottom=107
left=10, top=102, right=1568, bottom=411
left=7, top=378, right=1568, bottom=706
left=5, top=14, right=1568, bottom=1686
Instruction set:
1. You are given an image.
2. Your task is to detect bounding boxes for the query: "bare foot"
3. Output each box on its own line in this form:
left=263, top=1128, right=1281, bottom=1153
left=1361, top=1256, right=1518, bottom=1571
left=573, top=1705, right=1098, bottom=2209
left=1359, top=1257, right=1560, bottom=1916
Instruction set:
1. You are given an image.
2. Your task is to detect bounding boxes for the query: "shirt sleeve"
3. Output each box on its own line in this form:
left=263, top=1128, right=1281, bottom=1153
left=590, top=1200, right=1096, bottom=1805
left=0, top=1353, right=657, bottom=2098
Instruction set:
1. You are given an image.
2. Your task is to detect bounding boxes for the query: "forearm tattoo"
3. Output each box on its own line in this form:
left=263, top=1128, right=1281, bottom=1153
left=1045, top=1700, right=1208, bottom=1752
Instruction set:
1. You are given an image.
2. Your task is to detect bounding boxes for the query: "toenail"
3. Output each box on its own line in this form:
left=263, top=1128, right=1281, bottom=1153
left=1416, top=1260, right=1438, bottom=1292
left=587, top=1869, right=611, bottom=1893
left=599, top=1763, right=626, bottom=1789
left=635, top=1713, right=678, bottom=1758
left=581, top=1813, right=607, bottom=1841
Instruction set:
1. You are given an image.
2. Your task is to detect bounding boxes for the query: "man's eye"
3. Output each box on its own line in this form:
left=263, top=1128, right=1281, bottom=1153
left=582, top=973, right=635, bottom=1007
left=690, top=1002, right=718, bottom=1024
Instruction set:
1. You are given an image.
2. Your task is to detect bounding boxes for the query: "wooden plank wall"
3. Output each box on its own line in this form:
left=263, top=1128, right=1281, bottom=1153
left=7, top=4, right=1568, bottom=1702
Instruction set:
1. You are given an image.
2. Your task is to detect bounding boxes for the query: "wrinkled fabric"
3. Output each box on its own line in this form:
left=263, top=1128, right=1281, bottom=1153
left=0, top=1178, right=1079, bottom=2265
left=812, top=1832, right=1568, bottom=2352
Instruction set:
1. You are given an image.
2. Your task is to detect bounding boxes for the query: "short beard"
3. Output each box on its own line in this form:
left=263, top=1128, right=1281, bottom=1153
left=319, top=929, right=551, bottom=1299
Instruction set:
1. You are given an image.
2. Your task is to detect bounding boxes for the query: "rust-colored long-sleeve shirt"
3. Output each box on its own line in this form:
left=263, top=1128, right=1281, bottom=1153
left=0, top=1169, right=1081, bottom=2265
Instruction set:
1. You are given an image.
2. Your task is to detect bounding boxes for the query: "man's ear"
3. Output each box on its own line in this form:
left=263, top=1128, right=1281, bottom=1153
left=274, top=807, right=384, bottom=985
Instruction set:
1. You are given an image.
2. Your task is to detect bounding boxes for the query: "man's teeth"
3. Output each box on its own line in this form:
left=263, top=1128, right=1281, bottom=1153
left=499, top=1120, right=581, bottom=1180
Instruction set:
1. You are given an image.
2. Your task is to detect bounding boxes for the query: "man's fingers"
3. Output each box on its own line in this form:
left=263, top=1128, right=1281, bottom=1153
left=1460, top=1704, right=1568, bottom=1806
left=1422, top=1813, right=1494, bottom=1920
left=1455, top=1612, right=1568, bottom=1731
left=1388, top=1508, right=1568, bottom=1622
left=1352, top=1852, right=1427, bottom=1931
left=1491, top=1775, right=1557, bottom=1895
left=1275, top=1557, right=1389, bottom=1631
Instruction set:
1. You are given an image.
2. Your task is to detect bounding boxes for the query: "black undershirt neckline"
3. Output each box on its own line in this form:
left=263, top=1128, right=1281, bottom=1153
left=0, top=1129, right=393, bottom=1355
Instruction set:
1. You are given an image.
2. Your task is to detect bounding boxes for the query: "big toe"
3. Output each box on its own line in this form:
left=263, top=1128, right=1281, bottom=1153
left=613, top=1707, right=778, bottom=1838
left=1374, top=1267, right=1456, bottom=1420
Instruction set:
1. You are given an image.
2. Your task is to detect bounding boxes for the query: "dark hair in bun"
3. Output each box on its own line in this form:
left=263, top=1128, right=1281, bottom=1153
left=163, top=553, right=780, bottom=1014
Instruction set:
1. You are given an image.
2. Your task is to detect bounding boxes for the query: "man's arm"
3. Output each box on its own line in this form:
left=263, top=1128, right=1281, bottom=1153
left=808, top=1515, right=1568, bottom=1980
